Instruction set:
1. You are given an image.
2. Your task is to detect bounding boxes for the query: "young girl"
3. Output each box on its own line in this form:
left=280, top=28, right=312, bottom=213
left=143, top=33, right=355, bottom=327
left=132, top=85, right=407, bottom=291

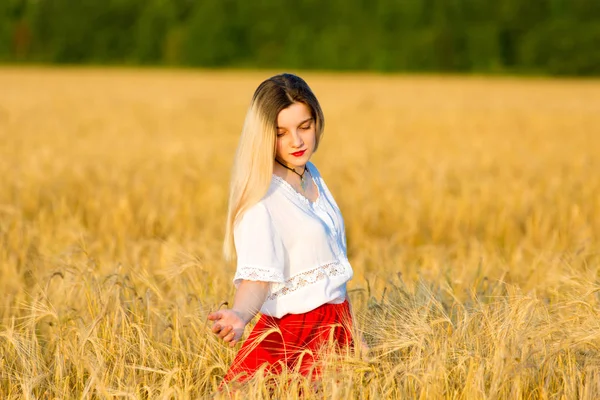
left=207, top=73, right=354, bottom=384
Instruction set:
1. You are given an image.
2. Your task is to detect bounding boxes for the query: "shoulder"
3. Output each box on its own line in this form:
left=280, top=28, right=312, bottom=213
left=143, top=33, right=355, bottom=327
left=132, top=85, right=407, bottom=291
left=236, top=200, right=272, bottom=228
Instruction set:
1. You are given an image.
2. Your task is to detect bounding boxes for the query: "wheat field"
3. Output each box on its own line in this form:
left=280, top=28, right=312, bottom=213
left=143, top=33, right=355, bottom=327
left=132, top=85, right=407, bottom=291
left=0, top=67, right=599, bottom=399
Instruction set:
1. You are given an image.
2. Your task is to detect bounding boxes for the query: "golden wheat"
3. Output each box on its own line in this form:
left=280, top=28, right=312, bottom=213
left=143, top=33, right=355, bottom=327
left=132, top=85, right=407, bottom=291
left=0, top=67, right=599, bottom=399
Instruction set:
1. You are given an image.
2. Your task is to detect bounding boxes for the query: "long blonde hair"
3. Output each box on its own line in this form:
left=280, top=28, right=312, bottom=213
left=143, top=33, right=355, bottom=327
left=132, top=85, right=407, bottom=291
left=223, top=73, right=325, bottom=261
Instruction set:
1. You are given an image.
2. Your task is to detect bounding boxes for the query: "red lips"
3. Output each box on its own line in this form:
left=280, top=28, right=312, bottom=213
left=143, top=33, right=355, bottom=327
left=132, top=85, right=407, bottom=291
left=291, top=150, right=306, bottom=157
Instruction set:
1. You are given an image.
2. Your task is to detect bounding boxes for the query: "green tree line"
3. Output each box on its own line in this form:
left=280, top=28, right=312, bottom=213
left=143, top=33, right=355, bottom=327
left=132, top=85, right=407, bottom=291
left=1, top=0, right=599, bottom=75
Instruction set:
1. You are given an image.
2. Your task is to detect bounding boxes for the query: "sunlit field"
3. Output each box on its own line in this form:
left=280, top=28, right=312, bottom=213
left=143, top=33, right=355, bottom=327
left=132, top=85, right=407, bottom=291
left=1, top=67, right=599, bottom=399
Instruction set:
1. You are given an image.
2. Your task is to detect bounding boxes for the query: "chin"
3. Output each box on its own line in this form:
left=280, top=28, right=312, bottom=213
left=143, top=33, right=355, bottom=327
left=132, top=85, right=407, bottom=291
left=289, top=156, right=310, bottom=167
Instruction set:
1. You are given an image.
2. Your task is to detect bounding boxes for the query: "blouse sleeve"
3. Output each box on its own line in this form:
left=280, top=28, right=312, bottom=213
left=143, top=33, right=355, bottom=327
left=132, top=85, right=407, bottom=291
left=233, top=202, right=285, bottom=288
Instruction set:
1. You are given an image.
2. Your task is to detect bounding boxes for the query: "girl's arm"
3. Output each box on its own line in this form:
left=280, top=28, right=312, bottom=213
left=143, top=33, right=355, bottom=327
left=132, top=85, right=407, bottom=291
left=207, top=280, right=269, bottom=347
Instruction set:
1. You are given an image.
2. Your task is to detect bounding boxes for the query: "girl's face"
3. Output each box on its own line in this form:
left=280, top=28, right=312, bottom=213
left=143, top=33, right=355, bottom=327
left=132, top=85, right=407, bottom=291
left=275, top=102, right=316, bottom=168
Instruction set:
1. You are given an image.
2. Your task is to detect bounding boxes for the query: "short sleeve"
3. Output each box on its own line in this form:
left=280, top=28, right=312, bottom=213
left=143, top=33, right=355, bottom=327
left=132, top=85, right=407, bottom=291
left=233, top=202, right=285, bottom=287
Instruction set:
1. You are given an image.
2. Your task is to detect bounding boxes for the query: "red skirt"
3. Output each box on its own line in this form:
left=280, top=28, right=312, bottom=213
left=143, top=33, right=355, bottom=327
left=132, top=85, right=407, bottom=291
left=221, top=300, right=353, bottom=385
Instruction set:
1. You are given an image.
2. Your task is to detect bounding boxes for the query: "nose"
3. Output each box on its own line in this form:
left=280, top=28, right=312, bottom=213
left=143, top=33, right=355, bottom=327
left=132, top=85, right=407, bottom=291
left=291, top=130, right=304, bottom=148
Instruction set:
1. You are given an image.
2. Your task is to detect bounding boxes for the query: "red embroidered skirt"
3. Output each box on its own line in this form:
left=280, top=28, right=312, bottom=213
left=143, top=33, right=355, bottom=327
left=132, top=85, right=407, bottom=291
left=221, top=300, right=353, bottom=385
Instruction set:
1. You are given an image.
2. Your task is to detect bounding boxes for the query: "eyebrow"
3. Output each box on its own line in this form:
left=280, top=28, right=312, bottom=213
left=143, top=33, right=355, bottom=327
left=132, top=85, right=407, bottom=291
left=277, top=117, right=313, bottom=130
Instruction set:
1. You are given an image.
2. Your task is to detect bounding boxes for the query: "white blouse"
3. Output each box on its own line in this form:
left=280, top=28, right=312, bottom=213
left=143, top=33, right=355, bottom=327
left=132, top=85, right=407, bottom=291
left=233, top=162, right=354, bottom=318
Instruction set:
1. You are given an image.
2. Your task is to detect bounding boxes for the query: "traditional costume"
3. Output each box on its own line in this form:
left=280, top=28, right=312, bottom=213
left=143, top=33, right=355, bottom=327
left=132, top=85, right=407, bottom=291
left=222, top=162, right=354, bottom=383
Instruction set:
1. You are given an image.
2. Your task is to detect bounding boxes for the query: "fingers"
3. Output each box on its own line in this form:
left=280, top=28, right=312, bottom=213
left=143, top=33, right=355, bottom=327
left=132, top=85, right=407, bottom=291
left=211, top=326, right=240, bottom=347
left=207, top=311, right=221, bottom=321
left=222, top=330, right=235, bottom=342
left=218, top=325, right=233, bottom=339
left=211, top=323, right=222, bottom=334
left=212, top=323, right=235, bottom=338
left=207, top=311, right=243, bottom=346
left=212, top=323, right=238, bottom=346
left=225, top=330, right=238, bottom=347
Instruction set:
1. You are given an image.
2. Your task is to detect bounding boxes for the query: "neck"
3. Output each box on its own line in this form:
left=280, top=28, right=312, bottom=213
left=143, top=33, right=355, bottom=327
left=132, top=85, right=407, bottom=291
left=274, top=158, right=306, bottom=177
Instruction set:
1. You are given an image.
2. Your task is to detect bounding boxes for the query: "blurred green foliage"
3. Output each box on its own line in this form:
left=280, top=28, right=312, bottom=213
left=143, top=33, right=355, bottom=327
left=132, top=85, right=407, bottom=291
left=1, top=0, right=599, bottom=75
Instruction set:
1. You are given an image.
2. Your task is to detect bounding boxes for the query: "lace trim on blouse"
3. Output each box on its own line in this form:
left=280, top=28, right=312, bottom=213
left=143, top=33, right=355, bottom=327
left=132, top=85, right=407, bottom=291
left=234, top=266, right=284, bottom=285
left=267, top=261, right=347, bottom=300
left=272, top=173, right=321, bottom=207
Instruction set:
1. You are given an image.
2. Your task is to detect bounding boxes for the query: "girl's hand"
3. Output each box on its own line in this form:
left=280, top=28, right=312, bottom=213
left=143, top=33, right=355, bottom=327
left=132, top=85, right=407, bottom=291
left=207, top=309, right=246, bottom=347
left=207, top=280, right=269, bottom=347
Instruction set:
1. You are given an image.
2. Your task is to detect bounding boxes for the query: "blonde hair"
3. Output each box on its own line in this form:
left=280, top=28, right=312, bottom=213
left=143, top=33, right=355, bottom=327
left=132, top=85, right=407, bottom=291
left=223, top=73, right=325, bottom=261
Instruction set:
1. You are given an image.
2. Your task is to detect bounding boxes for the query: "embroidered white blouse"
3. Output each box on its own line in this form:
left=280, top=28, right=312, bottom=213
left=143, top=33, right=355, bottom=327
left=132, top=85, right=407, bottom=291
left=233, top=162, right=353, bottom=318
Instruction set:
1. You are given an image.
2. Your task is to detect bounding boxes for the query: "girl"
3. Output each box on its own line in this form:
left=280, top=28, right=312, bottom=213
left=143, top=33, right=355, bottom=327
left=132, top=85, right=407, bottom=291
left=207, top=73, right=355, bottom=384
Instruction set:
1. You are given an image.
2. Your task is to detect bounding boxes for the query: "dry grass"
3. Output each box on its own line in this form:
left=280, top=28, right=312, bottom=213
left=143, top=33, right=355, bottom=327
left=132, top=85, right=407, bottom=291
left=0, top=67, right=599, bottom=399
